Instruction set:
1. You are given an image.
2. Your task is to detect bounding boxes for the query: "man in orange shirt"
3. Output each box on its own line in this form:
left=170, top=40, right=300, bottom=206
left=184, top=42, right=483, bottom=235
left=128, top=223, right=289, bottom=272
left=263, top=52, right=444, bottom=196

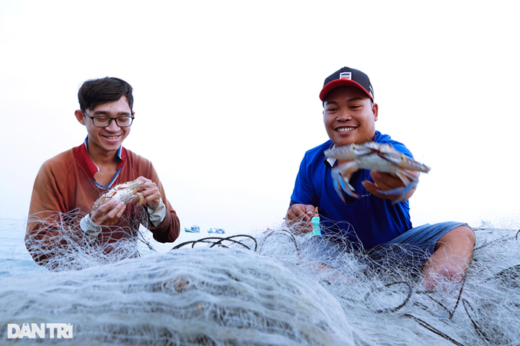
left=26, top=77, right=180, bottom=270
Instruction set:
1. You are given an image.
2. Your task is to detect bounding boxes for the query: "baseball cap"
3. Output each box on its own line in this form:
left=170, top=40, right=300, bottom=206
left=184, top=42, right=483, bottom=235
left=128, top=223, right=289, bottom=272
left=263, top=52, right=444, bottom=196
left=319, top=66, right=374, bottom=101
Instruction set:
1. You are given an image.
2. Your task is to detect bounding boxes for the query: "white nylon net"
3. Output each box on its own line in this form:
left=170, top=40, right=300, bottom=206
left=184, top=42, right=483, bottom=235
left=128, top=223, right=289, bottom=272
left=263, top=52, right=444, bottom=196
left=2, top=209, right=519, bottom=345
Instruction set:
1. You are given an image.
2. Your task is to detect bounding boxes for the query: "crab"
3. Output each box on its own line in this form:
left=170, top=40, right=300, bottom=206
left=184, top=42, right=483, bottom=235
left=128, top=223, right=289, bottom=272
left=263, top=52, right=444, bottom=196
left=324, top=142, right=430, bottom=203
left=93, top=179, right=145, bottom=209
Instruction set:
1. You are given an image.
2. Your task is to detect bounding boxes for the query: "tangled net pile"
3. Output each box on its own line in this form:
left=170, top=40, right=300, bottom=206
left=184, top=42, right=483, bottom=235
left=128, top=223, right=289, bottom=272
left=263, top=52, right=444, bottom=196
left=1, top=209, right=519, bottom=345
left=24, top=207, right=152, bottom=271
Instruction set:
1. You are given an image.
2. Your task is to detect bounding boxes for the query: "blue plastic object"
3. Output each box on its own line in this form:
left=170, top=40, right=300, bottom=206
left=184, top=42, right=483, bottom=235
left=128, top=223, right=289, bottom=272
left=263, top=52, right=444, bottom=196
left=311, top=208, right=321, bottom=236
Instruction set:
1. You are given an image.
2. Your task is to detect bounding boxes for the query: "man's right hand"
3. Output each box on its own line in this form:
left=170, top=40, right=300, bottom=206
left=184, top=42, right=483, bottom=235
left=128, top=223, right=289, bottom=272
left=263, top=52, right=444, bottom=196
left=90, top=199, right=126, bottom=226
left=285, top=204, right=315, bottom=234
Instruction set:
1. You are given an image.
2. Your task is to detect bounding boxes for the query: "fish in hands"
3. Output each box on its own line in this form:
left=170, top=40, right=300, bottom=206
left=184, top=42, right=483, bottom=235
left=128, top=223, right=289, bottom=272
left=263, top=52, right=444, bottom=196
left=324, top=142, right=430, bottom=203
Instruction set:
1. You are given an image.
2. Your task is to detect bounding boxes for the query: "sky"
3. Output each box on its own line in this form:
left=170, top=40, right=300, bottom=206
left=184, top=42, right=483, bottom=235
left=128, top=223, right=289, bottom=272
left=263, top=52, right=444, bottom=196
left=1, top=0, right=519, bottom=243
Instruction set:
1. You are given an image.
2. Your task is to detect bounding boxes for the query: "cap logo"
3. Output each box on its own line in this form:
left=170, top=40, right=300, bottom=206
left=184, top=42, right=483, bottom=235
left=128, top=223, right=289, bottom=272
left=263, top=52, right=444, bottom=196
left=339, top=72, right=352, bottom=80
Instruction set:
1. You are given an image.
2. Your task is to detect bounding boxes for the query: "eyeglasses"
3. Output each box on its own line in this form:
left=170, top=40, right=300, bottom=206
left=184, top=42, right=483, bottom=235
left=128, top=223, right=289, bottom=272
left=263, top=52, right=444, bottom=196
left=83, top=112, right=134, bottom=127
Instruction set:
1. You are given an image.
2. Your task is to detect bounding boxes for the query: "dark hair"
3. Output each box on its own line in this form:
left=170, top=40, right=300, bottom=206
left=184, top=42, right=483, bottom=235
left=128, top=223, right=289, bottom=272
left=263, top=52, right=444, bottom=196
left=78, top=77, right=134, bottom=112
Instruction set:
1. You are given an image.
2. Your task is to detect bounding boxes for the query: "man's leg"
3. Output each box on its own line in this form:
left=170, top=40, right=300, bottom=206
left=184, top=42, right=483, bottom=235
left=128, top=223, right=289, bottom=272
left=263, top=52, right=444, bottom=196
left=422, top=226, right=475, bottom=289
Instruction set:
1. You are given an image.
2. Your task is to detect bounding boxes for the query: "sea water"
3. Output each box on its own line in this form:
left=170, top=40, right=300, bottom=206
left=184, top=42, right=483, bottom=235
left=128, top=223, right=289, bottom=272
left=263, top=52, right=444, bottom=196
left=0, top=219, right=47, bottom=279
left=1, top=217, right=520, bottom=345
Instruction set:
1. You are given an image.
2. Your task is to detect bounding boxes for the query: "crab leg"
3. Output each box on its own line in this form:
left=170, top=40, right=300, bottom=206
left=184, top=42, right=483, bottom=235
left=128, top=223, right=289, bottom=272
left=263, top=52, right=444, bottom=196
left=331, top=161, right=360, bottom=202
left=377, top=151, right=430, bottom=173
left=331, top=170, right=348, bottom=203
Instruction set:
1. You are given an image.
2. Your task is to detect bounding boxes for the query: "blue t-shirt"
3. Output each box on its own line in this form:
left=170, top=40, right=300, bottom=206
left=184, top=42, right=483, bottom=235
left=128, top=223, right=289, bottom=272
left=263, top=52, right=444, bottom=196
left=290, top=131, right=414, bottom=249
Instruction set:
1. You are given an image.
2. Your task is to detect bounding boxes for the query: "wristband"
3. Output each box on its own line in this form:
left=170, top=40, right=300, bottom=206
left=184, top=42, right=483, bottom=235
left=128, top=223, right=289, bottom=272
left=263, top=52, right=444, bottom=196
left=80, top=214, right=103, bottom=243
left=147, top=198, right=167, bottom=227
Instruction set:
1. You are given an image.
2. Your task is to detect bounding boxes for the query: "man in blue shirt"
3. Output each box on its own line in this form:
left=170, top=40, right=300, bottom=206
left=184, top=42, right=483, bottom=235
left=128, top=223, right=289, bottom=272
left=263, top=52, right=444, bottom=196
left=286, top=67, right=475, bottom=289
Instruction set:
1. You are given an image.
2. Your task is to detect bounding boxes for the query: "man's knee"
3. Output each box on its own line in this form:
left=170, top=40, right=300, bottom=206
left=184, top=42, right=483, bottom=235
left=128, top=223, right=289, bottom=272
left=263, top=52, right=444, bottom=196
left=436, top=226, right=475, bottom=249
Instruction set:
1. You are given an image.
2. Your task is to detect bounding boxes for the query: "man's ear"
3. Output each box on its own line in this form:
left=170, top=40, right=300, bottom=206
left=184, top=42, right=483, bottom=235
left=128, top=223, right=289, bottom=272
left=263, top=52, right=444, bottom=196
left=75, top=110, right=85, bottom=125
left=372, top=102, right=379, bottom=122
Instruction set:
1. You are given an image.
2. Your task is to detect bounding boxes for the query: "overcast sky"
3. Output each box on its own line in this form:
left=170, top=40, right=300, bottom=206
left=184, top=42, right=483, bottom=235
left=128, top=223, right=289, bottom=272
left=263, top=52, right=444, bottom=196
left=1, top=0, right=519, bottom=240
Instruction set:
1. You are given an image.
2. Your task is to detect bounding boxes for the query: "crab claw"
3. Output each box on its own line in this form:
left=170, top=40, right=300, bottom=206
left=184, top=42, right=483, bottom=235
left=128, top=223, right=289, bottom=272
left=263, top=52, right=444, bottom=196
left=331, top=167, right=358, bottom=203
left=375, top=171, right=418, bottom=203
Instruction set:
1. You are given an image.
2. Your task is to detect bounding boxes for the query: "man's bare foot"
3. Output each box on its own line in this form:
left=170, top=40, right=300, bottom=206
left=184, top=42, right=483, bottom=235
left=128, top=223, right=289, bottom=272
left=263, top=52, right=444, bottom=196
left=422, top=266, right=463, bottom=290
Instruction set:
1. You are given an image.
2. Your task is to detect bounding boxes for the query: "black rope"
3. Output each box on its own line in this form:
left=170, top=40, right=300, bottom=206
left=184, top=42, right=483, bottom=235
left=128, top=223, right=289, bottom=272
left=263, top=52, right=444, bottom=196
left=171, top=235, right=257, bottom=251
left=474, top=235, right=517, bottom=251
left=403, top=314, right=466, bottom=346
left=172, top=237, right=227, bottom=250
left=209, top=235, right=258, bottom=251
left=411, top=301, right=440, bottom=317
left=474, top=228, right=520, bottom=251
left=360, top=273, right=471, bottom=345
left=418, top=275, right=466, bottom=320
left=484, top=264, right=520, bottom=283
left=461, top=299, right=492, bottom=344
left=364, top=281, right=413, bottom=313
left=258, top=229, right=299, bottom=254
left=365, top=273, right=466, bottom=316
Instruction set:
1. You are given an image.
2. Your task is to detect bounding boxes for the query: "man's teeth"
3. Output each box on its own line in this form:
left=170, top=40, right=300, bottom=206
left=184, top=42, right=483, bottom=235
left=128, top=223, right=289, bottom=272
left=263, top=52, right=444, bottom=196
left=337, top=127, right=355, bottom=132
left=105, top=136, right=119, bottom=139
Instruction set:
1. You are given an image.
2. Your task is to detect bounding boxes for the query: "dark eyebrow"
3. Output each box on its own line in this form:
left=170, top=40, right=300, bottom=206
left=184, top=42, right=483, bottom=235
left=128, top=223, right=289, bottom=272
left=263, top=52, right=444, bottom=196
left=92, top=111, right=132, bottom=116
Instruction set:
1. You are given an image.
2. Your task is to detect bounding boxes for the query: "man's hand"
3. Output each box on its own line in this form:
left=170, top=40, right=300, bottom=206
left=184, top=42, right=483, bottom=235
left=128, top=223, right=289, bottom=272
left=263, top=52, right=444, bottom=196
left=362, top=170, right=419, bottom=202
left=91, top=199, right=126, bottom=226
left=136, top=176, right=161, bottom=207
left=285, top=204, right=315, bottom=234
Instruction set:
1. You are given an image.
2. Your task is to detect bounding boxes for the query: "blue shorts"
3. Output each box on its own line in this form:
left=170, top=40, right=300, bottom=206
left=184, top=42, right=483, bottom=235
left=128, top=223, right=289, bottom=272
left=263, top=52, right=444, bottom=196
left=367, top=221, right=473, bottom=270
left=303, top=221, right=473, bottom=271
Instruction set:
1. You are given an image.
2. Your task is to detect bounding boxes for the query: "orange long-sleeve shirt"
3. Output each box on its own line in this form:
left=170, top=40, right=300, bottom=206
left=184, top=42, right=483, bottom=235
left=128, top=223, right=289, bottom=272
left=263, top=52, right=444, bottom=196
left=25, top=142, right=180, bottom=270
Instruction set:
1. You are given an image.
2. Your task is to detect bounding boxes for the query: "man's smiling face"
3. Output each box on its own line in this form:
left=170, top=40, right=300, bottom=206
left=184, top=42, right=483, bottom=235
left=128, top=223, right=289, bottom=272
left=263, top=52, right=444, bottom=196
left=323, top=86, right=378, bottom=147
left=78, top=96, right=133, bottom=155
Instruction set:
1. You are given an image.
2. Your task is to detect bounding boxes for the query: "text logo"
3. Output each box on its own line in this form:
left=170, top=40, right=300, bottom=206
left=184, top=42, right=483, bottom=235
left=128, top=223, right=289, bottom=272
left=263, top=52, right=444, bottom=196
left=339, top=72, right=352, bottom=80
left=7, top=323, right=73, bottom=339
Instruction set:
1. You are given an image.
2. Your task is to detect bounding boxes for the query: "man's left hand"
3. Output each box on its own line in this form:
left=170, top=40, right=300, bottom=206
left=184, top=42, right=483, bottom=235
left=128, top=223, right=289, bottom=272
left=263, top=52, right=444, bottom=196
left=136, top=176, right=161, bottom=207
left=362, top=170, right=419, bottom=202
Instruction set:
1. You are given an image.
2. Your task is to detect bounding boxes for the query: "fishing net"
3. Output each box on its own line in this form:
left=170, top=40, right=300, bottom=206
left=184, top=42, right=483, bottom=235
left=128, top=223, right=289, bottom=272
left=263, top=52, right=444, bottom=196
left=5, top=214, right=355, bottom=345
left=24, top=205, right=151, bottom=271
left=2, top=209, right=520, bottom=345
